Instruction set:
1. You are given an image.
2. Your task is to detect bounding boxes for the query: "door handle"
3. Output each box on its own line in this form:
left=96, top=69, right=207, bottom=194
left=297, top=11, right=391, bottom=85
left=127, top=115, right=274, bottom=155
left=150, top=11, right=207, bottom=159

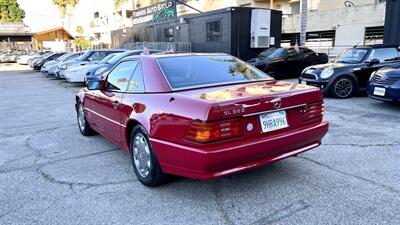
left=112, top=101, right=121, bottom=109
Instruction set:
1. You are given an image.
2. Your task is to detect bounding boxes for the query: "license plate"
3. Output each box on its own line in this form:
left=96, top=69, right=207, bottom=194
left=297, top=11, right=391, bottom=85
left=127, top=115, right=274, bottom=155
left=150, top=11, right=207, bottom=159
left=259, top=111, right=288, bottom=133
left=373, top=87, right=386, bottom=96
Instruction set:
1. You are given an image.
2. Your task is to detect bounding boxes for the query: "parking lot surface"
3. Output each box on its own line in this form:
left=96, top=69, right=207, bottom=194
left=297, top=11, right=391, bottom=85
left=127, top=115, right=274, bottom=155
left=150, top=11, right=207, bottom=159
left=1, top=64, right=400, bottom=225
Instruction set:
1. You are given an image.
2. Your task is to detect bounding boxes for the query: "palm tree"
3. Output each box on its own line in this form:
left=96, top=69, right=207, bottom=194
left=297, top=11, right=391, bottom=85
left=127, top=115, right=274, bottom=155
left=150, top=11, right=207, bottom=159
left=114, top=0, right=128, bottom=10
left=52, top=0, right=79, bottom=31
left=75, top=25, right=84, bottom=36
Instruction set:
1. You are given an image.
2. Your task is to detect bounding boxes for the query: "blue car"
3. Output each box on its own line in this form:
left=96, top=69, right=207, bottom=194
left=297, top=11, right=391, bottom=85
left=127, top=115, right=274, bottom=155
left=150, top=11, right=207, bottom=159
left=367, top=64, right=400, bottom=104
left=85, top=49, right=162, bottom=84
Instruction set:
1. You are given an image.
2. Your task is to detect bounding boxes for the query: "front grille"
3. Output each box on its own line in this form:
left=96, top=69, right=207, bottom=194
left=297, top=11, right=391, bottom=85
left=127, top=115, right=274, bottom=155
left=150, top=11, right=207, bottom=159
left=302, top=73, right=317, bottom=80
left=372, top=73, right=400, bottom=85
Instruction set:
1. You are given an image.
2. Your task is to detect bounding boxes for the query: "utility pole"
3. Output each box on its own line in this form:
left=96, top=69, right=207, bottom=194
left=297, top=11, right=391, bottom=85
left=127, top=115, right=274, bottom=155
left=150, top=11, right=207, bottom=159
left=300, top=0, right=307, bottom=46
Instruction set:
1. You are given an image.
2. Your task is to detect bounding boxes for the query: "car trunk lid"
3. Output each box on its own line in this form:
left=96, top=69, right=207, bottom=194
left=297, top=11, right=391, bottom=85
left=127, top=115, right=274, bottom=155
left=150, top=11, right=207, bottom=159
left=179, top=80, right=323, bottom=120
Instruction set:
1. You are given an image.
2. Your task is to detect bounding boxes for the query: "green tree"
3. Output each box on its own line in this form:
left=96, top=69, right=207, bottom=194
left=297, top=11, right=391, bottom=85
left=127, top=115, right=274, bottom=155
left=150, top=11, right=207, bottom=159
left=52, top=0, right=79, bottom=30
left=0, top=0, right=25, bottom=22
left=75, top=25, right=83, bottom=36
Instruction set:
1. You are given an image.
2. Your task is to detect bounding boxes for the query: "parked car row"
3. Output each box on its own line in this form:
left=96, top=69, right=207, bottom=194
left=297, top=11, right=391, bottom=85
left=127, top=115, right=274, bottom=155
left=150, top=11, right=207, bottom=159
left=298, top=44, right=400, bottom=103
left=26, top=49, right=166, bottom=84
left=0, top=50, right=30, bottom=63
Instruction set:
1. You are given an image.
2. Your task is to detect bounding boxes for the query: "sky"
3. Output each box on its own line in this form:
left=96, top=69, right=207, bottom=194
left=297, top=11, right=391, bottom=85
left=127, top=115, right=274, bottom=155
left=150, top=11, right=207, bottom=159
left=17, top=0, right=97, bottom=35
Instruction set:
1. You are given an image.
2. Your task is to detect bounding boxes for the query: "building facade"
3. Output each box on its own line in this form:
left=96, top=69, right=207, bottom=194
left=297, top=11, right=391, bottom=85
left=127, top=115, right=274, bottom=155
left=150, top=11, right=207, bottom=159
left=91, top=0, right=390, bottom=58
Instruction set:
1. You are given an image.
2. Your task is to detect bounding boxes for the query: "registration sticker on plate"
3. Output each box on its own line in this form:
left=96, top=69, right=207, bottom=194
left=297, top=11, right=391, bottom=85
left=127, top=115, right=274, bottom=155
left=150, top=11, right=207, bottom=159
left=373, top=87, right=386, bottom=96
left=259, top=111, right=289, bottom=133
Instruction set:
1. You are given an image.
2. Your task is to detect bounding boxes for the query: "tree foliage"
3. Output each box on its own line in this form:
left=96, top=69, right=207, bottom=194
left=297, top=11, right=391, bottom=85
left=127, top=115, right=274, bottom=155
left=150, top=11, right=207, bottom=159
left=114, top=0, right=128, bottom=9
left=73, top=38, right=91, bottom=50
left=75, top=25, right=83, bottom=35
left=0, top=0, right=25, bottom=23
left=52, top=0, right=79, bottom=19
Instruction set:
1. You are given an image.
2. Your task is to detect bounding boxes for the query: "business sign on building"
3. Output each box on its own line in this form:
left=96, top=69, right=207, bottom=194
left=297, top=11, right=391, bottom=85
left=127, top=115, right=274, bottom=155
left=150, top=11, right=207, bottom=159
left=132, top=0, right=177, bottom=25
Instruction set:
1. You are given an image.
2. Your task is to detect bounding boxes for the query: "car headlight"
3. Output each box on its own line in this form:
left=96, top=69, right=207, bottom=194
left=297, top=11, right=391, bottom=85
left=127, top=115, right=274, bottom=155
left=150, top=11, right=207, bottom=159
left=370, top=71, right=378, bottom=81
left=320, top=68, right=334, bottom=79
left=94, top=67, right=108, bottom=75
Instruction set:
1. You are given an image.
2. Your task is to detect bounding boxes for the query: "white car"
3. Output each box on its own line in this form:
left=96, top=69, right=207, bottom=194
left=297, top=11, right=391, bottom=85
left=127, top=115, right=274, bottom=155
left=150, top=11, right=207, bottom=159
left=17, top=52, right=50, bottom=65
left=64, top=53, right=119, bottom=83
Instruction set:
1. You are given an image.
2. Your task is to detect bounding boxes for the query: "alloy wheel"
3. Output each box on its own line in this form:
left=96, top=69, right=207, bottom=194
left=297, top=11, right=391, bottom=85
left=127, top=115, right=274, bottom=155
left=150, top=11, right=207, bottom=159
left=334, top=78, right=353, bottom=98
left=133, top=133, right=152, bottom=178
left=77, top=104, right=86, bottom=131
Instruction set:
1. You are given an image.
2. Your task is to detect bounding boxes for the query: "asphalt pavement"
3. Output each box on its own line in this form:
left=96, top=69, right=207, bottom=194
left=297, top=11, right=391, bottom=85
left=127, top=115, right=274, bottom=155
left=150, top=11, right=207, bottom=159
left=1, top=63, right=399, bottom=225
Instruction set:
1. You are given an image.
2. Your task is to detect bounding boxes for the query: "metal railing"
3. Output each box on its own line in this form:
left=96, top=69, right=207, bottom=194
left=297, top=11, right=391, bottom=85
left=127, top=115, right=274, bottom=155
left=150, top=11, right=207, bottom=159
left=124, top=42, right=192, bottom=53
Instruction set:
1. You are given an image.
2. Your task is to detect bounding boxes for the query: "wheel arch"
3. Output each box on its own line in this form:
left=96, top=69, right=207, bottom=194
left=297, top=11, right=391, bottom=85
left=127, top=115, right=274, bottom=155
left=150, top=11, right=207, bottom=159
left=125, top=119, right=149, bottom=153
left=332, top=73, right=360, bottom=93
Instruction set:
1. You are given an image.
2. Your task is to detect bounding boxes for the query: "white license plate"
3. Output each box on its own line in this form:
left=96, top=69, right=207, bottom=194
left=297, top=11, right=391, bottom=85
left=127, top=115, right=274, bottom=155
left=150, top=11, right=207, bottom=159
left=259, top=111, right=288, bottom=133
left=373, top=87, right=386, bottom=96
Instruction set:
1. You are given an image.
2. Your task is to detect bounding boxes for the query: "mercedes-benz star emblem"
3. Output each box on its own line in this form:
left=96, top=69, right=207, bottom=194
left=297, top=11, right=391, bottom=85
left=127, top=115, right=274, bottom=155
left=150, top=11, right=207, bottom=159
left=271, top=98, right=281, bottom=109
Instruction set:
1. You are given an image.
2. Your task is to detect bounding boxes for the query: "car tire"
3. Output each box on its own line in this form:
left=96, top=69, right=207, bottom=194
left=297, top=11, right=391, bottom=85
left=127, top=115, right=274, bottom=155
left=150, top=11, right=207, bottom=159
left=331, top=76, right=355, bottom=98
left=76, top=102, right=96, bottom=136
left=130, top=125, right=168, bottom=187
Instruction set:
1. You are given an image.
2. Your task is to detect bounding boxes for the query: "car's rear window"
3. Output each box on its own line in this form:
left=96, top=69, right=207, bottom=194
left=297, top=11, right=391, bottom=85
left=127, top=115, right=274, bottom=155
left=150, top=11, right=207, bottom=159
left=157, top=55, right=272, bottom=90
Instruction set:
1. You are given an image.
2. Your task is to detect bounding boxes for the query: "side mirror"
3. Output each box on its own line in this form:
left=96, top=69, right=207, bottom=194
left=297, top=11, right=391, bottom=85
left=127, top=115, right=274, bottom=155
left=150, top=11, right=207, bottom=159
left=368, top=58, right=380, bottom=66
left=88, top=57, right=93, bottom=62
left=87, top=80, right=105, bottom=90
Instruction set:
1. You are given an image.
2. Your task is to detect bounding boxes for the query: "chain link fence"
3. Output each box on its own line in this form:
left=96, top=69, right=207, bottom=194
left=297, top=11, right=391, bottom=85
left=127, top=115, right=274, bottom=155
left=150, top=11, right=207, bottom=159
left=124, top=42, right=191, bottom=53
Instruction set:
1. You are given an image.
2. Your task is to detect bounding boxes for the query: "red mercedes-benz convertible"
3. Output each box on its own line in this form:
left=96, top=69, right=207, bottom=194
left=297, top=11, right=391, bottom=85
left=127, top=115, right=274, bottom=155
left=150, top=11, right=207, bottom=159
left=76, top=53, right=329, bottom=186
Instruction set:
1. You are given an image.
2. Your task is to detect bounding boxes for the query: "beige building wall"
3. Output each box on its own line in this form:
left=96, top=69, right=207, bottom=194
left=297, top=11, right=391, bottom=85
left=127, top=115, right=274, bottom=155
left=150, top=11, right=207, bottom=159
left=318, top=0, right=381, bottom=10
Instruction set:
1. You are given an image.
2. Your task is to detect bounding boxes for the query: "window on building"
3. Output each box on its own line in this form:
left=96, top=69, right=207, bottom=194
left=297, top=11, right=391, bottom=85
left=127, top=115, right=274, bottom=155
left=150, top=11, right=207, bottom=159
left=290, top=1, right=300, bottom=14
left=364, top=26, right=384, bottom=45
left=206, top=20, right=221, bottom=42
left=165, top=28, right=174, bottom=42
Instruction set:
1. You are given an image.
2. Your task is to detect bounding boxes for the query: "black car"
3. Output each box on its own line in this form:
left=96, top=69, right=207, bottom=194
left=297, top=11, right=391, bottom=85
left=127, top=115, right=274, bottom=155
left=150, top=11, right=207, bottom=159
left=247, top=47, right=328, bottom=79
left=33, top=52, right=66, bottom=70
left=299, top=44, right=400, bottom=98
left=367, top=64, right=400, bottom=104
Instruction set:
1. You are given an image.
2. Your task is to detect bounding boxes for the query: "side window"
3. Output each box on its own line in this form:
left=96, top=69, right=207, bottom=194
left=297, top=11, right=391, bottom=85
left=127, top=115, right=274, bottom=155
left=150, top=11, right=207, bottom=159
left=286, top=48, right=302, bottom=58
left=90, top=51, right=107, bottom=61
left=367, top=48, right=399, bottom=62
left=126, top=62, right=145, bottom=93
left=105, top=61, right=139, bottom=92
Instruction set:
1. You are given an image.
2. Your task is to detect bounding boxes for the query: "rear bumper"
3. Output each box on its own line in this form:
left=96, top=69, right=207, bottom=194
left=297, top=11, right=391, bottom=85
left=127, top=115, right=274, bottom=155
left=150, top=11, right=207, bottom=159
left=151, top=121, right=329, bottom=179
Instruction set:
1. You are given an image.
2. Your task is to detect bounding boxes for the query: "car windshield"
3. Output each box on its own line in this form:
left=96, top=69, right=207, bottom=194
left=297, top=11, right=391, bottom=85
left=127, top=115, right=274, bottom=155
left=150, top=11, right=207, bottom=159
left=108, top=51, right=141, bottom=65
left=158, top=55, right=273, bottom=90
left=56, top=53, right=71, bottom=61
left=335, top=48, right=369, bottom=64
left=98, top=53, right=118, bottom=64
left=76, top=51, right=91, bottom=61
left=257, top=48, right=286, bottom=59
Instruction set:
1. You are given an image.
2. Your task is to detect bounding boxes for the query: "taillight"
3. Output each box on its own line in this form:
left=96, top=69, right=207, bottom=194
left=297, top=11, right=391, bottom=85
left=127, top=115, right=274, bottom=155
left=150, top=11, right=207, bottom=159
left=185, top=119, right=243, bottom=143
left=303, top=102, right=324, bottom=121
